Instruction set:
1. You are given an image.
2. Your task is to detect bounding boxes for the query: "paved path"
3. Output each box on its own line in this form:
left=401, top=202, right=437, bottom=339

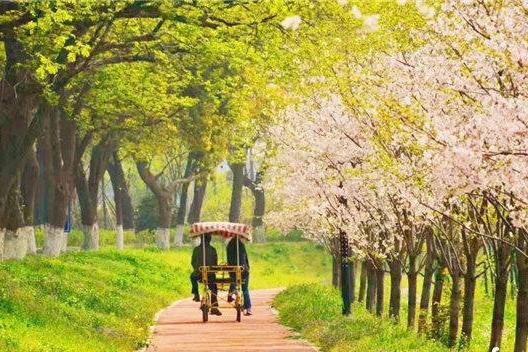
left=145, top=288, right=316, bottom=352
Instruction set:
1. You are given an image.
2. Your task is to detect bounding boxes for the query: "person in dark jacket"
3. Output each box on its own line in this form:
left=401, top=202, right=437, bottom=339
left=226, top=237, right=252, bottom=315
left=190, top=234, right=221, bottom=315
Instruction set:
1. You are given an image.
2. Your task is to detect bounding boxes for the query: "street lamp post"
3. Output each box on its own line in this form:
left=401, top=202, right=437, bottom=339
left=340, top=230, right=351, bottom=315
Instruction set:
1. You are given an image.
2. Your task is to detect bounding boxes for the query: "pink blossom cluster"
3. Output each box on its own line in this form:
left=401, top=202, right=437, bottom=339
left=381, top=0, right=528, bottom=226
left=265, top=0, right=528, bottom=251
left=265, top=94, right=425, bottom=257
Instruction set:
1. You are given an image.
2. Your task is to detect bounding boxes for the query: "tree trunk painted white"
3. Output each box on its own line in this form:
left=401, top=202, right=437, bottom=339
left=116, top=225, right=124, bottom=250
left=60, top=231, right=68, bottom=253
left=82, top=223, right=100, bottom=250
left=156, top=228, right=170, bottom=250
left=253, top=226, right=266, bottom=243
left=174, top=224, right=184, bottom=247
left=3, top=228, right=28, bottom=260
left=26, top=226, right=37, bottom=255
left=43, top=225, right=64, bottom=257
left=0, top=228, right=5, bottom=261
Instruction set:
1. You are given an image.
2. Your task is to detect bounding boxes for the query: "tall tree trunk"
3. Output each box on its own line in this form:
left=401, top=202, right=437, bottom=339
left=75, top=137, right=115, bottom=250
left=251, top=184, right=265, bottom=242
left=174, top=155, right=194, bottom=246
left=76, top=168, right=98, bottom=250
left=448, top=272, right=461, bottom=347
left=107, top=152, right=133, bottom=249
left=0, top=228, right=4, bottom=261
left=3, top=170, right=28, bottom=260
left=41, top=107, right=76, bottom=257
left=349, top=260, right=356, bottom=303
left=388, top=259, right=402, bottom=322
left=115, top=221, right=124, bottom=250
left=489, top=243, right=512, bottom=351
left=21, top=147, right=39, bottom=254
left=462, top=263, right=477, bottom=343
left=156, top=200, right=172, bottom=249
left=431, top=265, right=446, bottom=339
left=490, top=273, right=509, bottom=351
left=419, top=230, right=436, bottom=334
left=3, top=229, right=30, bottom=260
left=247, top=149, right=266, bottom=242
left=107, top=152, right=134, bottom=230
left=136, top=161, right=172, bottom=250
left=359, top=261, right=367, bottom=302
left=244, top=171, right=266, bottom=242
left=514, top=238, right=528, bottom=352
left=375, top=265, right=385, bottom=317
left=228, top=163, right=244, bottom=223
left=109, top=162, right=124, bottom=250
left=366, top=260, right=377, bottom=313
left=187, top=179, right=207, bottom=224
left=418, top=258, right=435, bottom=333
left=340, top=233, right=352, bottom=316
left=35, top=146, right=46, bottom=226
left=460, top=229, right=481, bottom=344
left=407, top=255, right=418, bottom=330
left=174, top=185, right=188, bottom=246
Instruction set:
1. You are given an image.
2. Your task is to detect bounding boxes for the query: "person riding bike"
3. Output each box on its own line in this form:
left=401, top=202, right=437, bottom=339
left=226, top=237, right=252, bottom=316
left=190, top=234, right=222, bottom=316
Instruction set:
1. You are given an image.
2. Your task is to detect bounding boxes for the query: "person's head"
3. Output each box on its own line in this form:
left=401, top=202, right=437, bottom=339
left=228, top=237, right=244, bottom=247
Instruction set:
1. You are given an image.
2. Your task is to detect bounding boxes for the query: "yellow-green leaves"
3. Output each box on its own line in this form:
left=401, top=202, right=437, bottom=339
left=65, top=43, right=91, bottom=63
left=36, top=54, right=62, bottom=80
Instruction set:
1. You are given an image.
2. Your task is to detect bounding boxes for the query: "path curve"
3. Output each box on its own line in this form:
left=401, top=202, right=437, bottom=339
left=145, top=288, right=316, bottom=352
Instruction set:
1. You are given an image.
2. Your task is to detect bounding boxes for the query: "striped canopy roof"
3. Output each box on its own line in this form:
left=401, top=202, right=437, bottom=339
left=189, top=222, right=251, bottom=241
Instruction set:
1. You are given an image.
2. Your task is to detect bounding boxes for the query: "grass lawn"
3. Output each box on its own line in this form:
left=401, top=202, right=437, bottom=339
left=0, top=241, right=330, bottom=352
left=2, top=237, right=515, bottom=352
left=274, top=284, right=451, bottom=352
left=274, top=275, right=518, bottom=352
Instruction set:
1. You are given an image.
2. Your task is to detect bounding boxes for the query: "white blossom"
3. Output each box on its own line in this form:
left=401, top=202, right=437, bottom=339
left=280, top=15, right=302, bottom=30
left=351, top=5, right=362, bottom=19
left=363, top=15, right=380, bottom=32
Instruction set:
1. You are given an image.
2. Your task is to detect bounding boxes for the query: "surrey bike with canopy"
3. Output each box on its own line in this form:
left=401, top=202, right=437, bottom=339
left=190, top=221, right=251, bottom=323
